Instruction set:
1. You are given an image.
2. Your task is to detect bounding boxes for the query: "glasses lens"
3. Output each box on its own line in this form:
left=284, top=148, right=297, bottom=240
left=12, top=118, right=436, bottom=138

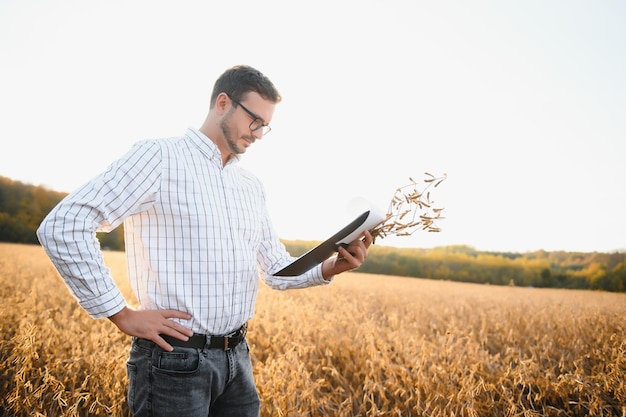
left=250, top=120, right=271, bottom=135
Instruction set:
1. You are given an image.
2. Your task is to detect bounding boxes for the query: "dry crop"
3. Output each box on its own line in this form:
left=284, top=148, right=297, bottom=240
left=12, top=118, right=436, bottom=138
left=371, top=173, right=447, bottom=242
left=1, top=242, right=625, bottom=416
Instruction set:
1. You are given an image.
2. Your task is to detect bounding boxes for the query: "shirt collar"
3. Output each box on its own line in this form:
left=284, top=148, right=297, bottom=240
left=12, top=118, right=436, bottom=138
left=186, top=127, right=241, bottom=167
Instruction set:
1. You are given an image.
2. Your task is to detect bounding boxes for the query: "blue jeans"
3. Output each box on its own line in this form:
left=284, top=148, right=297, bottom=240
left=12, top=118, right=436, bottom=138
left=126, top=336, right=260, bottom=417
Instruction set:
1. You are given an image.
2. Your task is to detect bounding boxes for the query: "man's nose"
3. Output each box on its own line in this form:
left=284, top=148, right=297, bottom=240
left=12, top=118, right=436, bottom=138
left=251, top=129, right=264, bottom=140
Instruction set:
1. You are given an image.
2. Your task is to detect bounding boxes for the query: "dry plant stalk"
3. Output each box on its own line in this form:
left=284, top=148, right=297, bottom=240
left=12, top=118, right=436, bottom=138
left=1, top=243, right=625, bottom=417
left=371, top=172, right=447, bottom=243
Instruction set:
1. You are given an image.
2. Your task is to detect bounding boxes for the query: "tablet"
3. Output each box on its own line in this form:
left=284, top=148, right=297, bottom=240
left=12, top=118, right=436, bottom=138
left=273, top=209, right=384, bottom=276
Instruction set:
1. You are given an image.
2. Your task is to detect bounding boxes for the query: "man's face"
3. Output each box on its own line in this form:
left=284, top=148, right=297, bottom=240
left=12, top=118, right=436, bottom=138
left=220, top=92, right=275, bottom=157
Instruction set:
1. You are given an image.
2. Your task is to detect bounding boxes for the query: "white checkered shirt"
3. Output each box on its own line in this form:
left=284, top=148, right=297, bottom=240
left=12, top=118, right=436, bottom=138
left=37, top=128, right=330, bottom=335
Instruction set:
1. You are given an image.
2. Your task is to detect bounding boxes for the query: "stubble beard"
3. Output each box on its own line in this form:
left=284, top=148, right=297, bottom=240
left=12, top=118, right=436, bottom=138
left=220, top=111, right=253, bottom=156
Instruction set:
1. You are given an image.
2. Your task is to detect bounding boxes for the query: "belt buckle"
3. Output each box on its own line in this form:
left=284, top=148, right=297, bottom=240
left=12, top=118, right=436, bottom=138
left=223, top=323, right=247, bottom=350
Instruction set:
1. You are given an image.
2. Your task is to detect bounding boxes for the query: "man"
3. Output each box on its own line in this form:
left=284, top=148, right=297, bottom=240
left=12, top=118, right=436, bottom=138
left=37, top=64, right=372, bottom=417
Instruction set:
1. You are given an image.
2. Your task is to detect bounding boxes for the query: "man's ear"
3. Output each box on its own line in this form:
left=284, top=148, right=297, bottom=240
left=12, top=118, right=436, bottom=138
left=215, top=92, right=230, bottom=115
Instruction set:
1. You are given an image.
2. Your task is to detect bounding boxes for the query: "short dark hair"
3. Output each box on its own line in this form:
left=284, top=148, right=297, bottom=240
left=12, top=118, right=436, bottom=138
left=210, top=65, right=282, bottom=108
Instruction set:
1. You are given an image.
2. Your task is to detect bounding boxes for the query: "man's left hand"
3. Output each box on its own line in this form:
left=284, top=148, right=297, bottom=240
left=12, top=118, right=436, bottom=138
left=322, top=230, right=373, bottom=279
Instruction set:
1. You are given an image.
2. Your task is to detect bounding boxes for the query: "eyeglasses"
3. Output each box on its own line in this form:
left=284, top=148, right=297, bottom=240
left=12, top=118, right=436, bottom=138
left=227, top=94, right=272, bottom=136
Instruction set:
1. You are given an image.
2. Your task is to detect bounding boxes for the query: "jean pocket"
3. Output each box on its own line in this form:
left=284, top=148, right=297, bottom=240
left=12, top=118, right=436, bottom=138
left=154, top=349, right=200, bottom=375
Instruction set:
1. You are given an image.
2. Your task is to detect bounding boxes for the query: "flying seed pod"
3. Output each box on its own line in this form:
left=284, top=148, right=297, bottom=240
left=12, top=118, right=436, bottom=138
left=370, top=173, right=447, bottom=242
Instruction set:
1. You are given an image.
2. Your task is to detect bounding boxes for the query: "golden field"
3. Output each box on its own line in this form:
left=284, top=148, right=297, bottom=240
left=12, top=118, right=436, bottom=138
left=1, top=242, right=625, bottom=417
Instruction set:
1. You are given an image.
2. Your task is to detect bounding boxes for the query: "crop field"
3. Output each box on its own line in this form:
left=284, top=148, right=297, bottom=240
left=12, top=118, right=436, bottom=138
left=1, top=242, right=625, bottom=416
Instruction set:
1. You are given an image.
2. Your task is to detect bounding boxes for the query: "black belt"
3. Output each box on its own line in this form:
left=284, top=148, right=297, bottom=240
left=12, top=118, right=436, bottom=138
left=160, top=323, right=247, bottom=350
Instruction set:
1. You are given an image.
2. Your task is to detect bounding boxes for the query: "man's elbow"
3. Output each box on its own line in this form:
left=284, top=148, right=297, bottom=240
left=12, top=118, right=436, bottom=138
left=36, top=215, right=56, bottom=248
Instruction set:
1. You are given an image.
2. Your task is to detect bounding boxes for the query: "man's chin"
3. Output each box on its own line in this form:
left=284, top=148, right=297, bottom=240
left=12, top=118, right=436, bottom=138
left=227, top=142, right=248, bottom=155
left=240, top=139, right=254, bottom=151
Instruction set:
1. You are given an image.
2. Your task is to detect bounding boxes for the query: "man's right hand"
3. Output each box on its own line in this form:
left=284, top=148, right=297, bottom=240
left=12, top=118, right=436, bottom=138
left=108, top=307, right=194, bottom=351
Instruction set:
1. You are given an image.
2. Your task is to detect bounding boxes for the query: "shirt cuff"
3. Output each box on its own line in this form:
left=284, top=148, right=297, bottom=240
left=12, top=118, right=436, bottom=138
left=313, top=263, right=334, bottom=284
left=78, top=289, right=128, bottom=319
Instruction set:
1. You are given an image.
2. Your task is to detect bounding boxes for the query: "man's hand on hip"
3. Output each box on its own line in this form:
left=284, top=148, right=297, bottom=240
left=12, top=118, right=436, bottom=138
left=108, top=307, right=194, bottom=351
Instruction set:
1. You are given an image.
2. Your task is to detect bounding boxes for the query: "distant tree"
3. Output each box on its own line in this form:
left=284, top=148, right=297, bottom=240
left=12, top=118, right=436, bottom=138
left=540, top=268, right=552, bottom=287
left=0, top=175, right=126, bottom=250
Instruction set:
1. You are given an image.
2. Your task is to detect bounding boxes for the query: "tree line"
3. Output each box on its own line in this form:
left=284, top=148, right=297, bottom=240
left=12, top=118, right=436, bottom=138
left=283, top=240, right=626, bottom=292
left=0, top=176, right=124, bottom=249
left=2, top=175, right=625, bottom=292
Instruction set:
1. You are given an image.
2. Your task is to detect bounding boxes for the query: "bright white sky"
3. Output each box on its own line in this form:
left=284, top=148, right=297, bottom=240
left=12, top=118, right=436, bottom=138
left=1, top=0, right=625, bottom=253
